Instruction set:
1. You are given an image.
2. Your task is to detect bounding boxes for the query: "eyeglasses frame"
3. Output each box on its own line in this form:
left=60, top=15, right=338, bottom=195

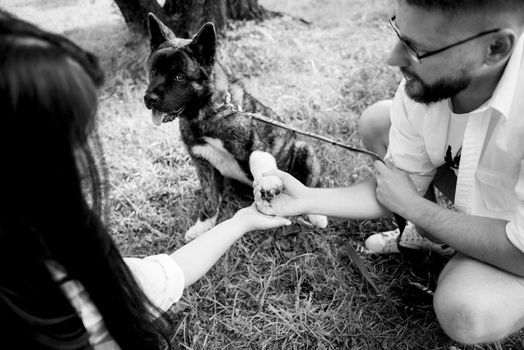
left=389, top=15, right=501, bottom=63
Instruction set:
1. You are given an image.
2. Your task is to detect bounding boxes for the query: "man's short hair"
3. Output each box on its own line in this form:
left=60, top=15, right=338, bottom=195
left=404, top=0, right=524, bottom=16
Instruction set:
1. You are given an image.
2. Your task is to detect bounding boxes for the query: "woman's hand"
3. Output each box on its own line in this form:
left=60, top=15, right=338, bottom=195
left=232, top=204, right=291, bottom=232
left=374, top=160, right=419, bottom=216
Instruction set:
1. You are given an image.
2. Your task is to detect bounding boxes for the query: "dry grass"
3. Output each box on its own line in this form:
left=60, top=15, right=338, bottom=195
left=3, top=0, right=524, bottom=349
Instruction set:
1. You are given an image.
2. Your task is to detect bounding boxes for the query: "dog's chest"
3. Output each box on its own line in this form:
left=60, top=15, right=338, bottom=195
left=191, top=137, right=251, bottom=185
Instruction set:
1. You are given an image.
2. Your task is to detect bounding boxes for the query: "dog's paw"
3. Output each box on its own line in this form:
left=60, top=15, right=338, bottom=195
left=255, top=175, right=283, bottom=201
left=185, top=217, right=217, bottom=242
left=306, top=214, right=328, bottom=229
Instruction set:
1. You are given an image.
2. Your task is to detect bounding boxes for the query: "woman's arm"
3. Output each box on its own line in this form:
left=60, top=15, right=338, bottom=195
left=254, top=169, right=390, bottom=220
left=170, top=206, right=290, bottom=287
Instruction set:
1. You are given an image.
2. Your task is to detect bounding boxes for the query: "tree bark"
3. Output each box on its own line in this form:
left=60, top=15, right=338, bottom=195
left=113, top=0, right=164, bottom=33
left=115, top=0, right=272, bottom=38
left=226, top=0, right=269, bottom=21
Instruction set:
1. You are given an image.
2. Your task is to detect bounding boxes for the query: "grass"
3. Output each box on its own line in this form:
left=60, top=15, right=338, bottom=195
left=3, top=0, right=524, bottom=349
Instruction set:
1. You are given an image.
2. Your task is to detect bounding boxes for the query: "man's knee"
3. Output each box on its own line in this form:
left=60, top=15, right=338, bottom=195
left=358, top=100, right=392, bottom=155
left=434, top=257, right=519, bottom=344
left=434, top=285, right=495, bottom=344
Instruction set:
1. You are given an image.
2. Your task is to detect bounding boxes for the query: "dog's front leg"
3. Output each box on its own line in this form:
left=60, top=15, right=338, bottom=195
left=251, top=150, right=328, bottom=229
left=249, top=151, right=283, bottom=200
left=185, top=158, right=224, bottom=242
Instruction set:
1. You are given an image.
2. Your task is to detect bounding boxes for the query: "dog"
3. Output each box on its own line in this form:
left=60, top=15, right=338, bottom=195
left=144, top=13, right=327, bottom=242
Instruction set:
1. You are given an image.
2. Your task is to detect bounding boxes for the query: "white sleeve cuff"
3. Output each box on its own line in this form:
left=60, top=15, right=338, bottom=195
left=125, top=254, right=185, bottom=311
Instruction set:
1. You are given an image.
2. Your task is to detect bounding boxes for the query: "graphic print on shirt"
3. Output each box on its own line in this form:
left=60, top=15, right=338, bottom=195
left=444, top=145, right=461, bottom=176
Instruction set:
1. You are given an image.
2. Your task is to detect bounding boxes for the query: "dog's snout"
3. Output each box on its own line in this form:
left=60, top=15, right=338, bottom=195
left=144, top=92, right=160, bottom=109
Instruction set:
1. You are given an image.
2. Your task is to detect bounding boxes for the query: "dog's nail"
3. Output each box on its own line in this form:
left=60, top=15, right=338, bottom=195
left=261, top=190, right=271, bottom=200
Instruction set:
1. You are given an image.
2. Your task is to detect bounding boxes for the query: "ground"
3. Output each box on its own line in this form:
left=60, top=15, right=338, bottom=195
left=2, top=0, right=523, bottom=349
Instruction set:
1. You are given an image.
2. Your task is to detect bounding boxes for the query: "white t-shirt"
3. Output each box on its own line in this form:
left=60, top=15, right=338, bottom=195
left=445, top=109, right=469, bottom=176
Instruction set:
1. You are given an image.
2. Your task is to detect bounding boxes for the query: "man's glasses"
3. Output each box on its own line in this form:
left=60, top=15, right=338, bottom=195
left=389, top=16, right=501, bottom=63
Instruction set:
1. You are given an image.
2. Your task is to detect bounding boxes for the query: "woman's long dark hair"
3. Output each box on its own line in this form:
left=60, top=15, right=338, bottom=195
left=0, top=11, right=171, bottom=349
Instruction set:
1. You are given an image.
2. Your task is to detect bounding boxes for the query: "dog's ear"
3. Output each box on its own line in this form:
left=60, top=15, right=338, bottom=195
left=189, top=22, right=216, bottom=66
left=148, top=12, right=176, bottom=50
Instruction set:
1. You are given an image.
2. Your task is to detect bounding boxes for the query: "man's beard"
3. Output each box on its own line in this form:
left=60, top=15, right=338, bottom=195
left=402, top=68, right=472, bottom=104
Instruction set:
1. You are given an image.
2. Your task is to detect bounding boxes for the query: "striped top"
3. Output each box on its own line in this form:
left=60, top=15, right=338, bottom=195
left=47, top=254, right=185, bottom=348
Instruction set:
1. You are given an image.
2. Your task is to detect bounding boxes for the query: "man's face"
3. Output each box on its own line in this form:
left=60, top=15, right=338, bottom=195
left=401, top=65, right=472, bottom=104
left=388, top=2, right=480, bottom=104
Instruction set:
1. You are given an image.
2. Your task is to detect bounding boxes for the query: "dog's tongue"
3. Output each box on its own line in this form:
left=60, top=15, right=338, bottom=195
left=152, top=110, right=164, bottom=126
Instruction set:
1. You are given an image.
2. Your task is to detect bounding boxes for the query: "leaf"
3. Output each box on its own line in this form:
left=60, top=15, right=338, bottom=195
left=343, top=243, right=380, bottom=294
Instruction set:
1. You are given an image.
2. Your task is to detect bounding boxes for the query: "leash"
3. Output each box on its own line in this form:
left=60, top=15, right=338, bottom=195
left=244, top=112, right=384, bottom=162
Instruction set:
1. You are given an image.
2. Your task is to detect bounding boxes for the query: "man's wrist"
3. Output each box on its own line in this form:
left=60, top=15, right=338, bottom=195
left=401, top=193, right=428, bottom=221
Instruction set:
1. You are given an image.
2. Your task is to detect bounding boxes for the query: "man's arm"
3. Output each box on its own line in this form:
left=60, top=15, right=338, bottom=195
left=375, top=161, right=524, bottom=277
left=408, top=196, right=524, bottom=276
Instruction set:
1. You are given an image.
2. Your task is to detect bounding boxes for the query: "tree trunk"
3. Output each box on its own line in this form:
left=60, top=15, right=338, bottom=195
left=113, top=0, right=164, bottom=33
left=226, top=0, right=269, bottom=21
left=115, top=0, right=272, bottom=38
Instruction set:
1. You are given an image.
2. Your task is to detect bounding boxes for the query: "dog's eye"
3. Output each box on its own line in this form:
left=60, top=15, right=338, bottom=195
left=174, top=74, right=185, bottom=81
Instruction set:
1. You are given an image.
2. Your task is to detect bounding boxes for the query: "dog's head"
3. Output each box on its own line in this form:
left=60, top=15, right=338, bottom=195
left=144, top=13, right=217, bottom=125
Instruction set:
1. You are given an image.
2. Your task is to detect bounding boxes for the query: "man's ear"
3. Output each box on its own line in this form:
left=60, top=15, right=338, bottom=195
left=485, top=29, right=516, bottom=65
left=189, top=22, right=216, bottom=66
left=148, top=12, right=176, bottom=50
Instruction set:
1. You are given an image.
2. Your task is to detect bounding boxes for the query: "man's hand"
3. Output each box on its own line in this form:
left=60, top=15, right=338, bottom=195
left=374, top=160, right=419, bottom=217
left=253, top=169, right=311, bottom=217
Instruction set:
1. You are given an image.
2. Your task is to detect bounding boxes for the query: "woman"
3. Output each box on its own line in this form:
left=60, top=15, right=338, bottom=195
left=0, top=10, right=290, bottom=349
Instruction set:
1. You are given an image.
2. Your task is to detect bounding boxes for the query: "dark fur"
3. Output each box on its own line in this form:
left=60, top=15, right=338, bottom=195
left=144, top=14, right=321, bottom=231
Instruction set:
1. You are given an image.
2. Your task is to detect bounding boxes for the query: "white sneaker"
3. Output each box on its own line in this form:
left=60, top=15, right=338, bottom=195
left=364, top=222, right=455, bottom=256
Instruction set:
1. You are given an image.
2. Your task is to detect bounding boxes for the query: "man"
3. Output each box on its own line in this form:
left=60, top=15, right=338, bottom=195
left=254, top=0, right=524, bottom=345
